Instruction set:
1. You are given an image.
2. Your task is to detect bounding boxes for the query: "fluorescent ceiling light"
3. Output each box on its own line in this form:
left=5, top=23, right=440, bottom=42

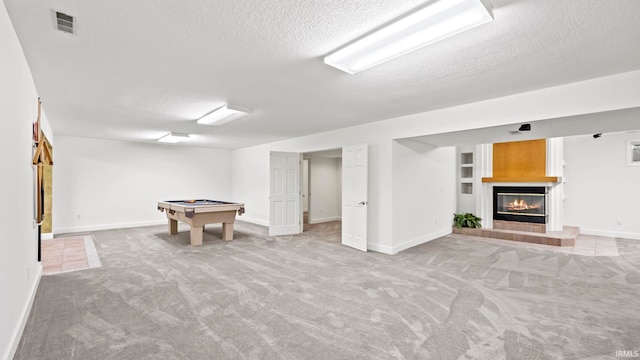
left=324, top=0, right=494, bottom=74
left=158, top=132, right=190, bottom=143
left=197, top=104, right=250, bottom=126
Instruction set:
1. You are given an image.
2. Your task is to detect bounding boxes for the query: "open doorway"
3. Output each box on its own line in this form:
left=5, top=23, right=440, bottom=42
left=302, top=148, right=342, bottom=232
left=269, top=145, right=368, bottom=252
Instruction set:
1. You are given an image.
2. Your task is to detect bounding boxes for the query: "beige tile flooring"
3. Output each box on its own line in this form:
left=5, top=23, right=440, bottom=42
left=571, top=234, right=620, bottom=257
left=454, top=233, right=620, bottom=257
left=42, top=235, right=102, bottom=275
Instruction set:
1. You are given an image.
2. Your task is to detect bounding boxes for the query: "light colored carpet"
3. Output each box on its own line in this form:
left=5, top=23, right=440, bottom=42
left=15, top=221, right=640, bottom=359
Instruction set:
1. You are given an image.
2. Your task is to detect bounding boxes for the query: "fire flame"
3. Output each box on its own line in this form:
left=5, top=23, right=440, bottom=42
left=507, top=199, right=539, bottom=211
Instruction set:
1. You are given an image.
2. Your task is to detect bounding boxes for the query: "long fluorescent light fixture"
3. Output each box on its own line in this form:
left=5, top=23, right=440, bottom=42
left=158, top=132, right=190, bottom=143
left=324, top=0, right=493, bottom=74
left=197, top=104, right=250, bottom=126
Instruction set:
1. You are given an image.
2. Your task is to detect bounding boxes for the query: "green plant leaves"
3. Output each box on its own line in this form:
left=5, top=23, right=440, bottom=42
left=452, top=213, right=482, bottom=228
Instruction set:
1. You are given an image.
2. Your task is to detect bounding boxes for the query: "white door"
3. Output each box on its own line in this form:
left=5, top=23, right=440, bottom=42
left=342, top=144, right=368, bottom=251
left=269, top=152, right=302, bottom=236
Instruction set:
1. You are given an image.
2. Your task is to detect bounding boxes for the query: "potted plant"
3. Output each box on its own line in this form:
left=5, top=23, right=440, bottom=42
left=453, top=213, right=482, bottom=229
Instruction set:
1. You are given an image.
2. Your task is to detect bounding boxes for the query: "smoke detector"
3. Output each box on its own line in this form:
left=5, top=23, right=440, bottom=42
left=54, top=11, right=75, bottom=34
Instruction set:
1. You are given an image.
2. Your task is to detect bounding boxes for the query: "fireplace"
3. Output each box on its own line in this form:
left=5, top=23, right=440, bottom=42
left=493, top=186, right=547, bottom=224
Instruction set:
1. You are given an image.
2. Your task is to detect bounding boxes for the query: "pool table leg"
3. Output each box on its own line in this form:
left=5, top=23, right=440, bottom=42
left=222, top=222, right=234, bottom=241
left=168, top=219, right=178, bottom=235
left=190, top=226, right=203, bottom=246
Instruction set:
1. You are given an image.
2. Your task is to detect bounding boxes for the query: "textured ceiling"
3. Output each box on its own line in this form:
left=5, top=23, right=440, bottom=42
left=4, top=0, right=640, bottom=149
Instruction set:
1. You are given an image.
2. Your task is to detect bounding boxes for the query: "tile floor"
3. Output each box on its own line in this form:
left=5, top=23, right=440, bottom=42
left=41, top=235, right=101, bottom=275
left=572, top=234, right=620, bottom=256
left=453, top=233, right=620, bottom=257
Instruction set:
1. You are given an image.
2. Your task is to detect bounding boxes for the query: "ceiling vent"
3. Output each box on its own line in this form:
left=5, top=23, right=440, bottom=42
left=55, top=11, right=74, bottom=34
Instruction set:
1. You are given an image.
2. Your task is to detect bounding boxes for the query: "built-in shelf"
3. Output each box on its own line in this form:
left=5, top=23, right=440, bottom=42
left=459, top=152, right=474, bottom=195
left=460, top=166, right=473, bottom=179
left=461, top=152, right=473, bottom=165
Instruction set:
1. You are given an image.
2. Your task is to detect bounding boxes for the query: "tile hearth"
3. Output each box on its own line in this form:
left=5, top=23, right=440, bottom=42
left=452, top=224, right=578, bottom=246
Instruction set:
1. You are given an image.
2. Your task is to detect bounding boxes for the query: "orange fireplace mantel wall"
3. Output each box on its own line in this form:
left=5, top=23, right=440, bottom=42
left=482, top=139, right=560, bottom=183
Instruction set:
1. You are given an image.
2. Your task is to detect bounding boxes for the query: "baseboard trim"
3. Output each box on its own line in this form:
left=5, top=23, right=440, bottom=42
left=579, top=228, right=640, bottom=241
left=309, top=216, right=341, bottom=224
left=5, top=264, right=42, bottom=360
left=54, top=219, right=166, bottom=234
left=360, top=228, right=453, bottom=255
left=367, top=243, right=394, bottom=255
left=41, top=232, right=53, bottom=240
left=391, top=228, right=453, bottom=254
left=56, top=216, right=274, bottom=234
left=237, top=216, right=269, bottom=227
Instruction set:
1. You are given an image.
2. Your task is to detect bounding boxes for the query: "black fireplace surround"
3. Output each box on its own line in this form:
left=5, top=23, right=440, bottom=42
left=493, top=186, right=547, bottom=224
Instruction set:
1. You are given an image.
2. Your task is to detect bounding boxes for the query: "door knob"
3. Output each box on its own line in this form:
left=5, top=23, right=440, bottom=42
left=358, top=201, right=367, bottom=205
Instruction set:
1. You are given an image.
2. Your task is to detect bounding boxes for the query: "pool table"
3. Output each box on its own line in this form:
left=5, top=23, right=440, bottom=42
left=157, top=199, right=245, bottom=246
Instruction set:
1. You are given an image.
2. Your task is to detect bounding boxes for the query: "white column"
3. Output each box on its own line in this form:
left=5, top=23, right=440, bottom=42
left=475, top=143, right=493, bottom=229
left=547, top=137, right=564, bottom=231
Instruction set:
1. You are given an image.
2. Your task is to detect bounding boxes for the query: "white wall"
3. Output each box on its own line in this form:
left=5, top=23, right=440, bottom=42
left=53, top=136, right=233, bottom=233
left=232, top=70, right=640, bottom=254
left=308, top=157, right=341, bottom=224
left=392, top=140, right=457, bottom=253
left=0, top=4, right=50, bottom=358
left=383, top=70, right=640, bottom=142
left=564, top=132, right=640, bottom=239
left=232, top=133, right=394, bottom=250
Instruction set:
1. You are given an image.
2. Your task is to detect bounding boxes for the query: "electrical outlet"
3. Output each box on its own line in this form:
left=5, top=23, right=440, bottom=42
left=76, top=214, right=81, bottom=220
left=617, top=219, right=623, bottom=225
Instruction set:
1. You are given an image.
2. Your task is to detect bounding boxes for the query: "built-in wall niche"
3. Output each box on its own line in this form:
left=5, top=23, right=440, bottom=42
left=461, top=167, right=473, bottom=178
left=457, top=147, right=476, bottom=213
left=461, top=152, right=473, bottom=166
left=460, top=152, right=473, bottom=194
